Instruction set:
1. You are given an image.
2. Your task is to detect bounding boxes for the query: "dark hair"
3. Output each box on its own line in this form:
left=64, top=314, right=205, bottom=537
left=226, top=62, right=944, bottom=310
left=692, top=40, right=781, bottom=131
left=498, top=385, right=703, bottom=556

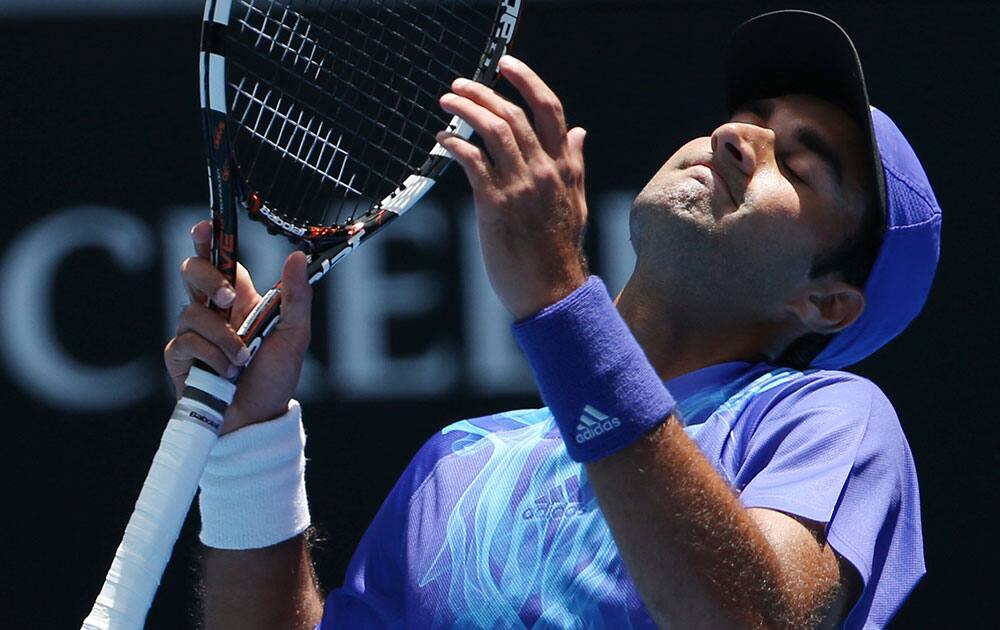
left=775, top=194, right=883, bottom=369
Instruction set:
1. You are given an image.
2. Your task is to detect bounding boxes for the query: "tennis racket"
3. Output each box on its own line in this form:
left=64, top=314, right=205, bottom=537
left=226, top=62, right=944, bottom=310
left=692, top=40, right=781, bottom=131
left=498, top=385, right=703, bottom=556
left=82, top=0, right=521, bottom=627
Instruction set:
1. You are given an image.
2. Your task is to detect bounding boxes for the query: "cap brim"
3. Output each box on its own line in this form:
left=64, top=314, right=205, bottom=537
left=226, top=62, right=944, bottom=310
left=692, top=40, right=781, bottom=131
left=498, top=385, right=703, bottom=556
left=725, top=10, right=886, bottom=230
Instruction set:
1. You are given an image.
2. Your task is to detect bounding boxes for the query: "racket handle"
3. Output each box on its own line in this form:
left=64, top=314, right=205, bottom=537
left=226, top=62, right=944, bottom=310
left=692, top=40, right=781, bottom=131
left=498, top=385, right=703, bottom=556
left=82, top=367, right=235, bottom=630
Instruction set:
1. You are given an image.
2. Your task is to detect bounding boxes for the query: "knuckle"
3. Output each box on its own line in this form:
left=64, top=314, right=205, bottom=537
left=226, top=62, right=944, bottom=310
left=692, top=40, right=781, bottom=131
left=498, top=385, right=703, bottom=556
left=559, top=161, right=582, bottom=185
left=535, top=166, right=561, bottom=190
left=503, top=103, right=525, bottom=122
left=488, top=120, right=512, bottom=140
left=543, top=97, right=564, bottom=119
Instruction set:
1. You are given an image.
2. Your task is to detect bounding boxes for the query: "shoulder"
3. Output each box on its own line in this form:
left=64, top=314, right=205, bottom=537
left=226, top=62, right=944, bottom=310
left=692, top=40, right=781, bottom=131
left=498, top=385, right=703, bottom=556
left=746, top=368, right=899, bottom=436
left=427, top=407, right=553, bottom=454
left=732, top=368, right=913, bottom=484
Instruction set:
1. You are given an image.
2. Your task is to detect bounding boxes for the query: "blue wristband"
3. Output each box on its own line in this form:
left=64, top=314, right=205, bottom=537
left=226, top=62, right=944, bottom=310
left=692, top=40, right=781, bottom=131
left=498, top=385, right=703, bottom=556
left=512, top=276, right=676, bottom=462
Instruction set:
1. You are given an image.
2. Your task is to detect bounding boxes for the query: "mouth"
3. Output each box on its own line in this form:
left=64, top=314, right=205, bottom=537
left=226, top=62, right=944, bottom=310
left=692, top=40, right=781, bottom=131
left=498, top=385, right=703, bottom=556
left=690, top=162, right=738, bottom=209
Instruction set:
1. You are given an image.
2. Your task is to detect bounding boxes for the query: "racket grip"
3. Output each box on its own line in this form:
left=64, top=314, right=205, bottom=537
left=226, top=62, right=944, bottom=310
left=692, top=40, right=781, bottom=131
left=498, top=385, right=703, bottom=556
left=82, top=367, right=235, bottom=630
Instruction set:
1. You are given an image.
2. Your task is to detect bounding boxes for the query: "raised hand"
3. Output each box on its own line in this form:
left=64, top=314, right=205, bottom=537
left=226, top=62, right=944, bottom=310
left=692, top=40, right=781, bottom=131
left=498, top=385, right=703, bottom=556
left=436, top=55, right=589, bottom=320
left=164, top=220, right=313, bottom=434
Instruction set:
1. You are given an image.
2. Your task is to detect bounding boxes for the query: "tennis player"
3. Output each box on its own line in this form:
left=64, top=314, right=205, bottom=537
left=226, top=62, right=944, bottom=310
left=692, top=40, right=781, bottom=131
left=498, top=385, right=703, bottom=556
left=166, top=11, right=940, bottom=629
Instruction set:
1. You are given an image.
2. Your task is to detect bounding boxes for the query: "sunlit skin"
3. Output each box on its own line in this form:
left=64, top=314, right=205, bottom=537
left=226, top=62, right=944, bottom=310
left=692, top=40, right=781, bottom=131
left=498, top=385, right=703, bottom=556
left=623, top=93, right=874, bottom=381
left=435, top=66, right=872, bottom=627
left=170, top=59, right=875, bottom=628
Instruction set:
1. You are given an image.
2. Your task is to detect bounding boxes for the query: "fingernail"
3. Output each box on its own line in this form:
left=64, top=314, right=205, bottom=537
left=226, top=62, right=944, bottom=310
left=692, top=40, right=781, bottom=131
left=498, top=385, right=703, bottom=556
left=227, top=364, right=239, bottom=378
left=499, top=55, right=516, bottom=69
left=215, top=286, right=236, bottom=306
left=191, top=224, right=210, bottom=242
left=452, top=77, right=469, bottom=90
left=236, top=346, right=251, bottom=365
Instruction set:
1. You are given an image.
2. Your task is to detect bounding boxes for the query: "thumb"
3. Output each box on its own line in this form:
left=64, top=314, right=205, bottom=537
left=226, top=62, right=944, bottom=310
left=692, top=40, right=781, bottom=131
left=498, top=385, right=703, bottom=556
left=567, top=126, right=587, bottom=160
left=278, top=251, right=313, bottom=331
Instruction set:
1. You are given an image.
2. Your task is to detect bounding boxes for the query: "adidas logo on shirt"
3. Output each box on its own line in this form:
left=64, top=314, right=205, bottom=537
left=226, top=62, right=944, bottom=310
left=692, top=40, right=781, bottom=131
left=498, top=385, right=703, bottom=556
left=575, top=404, right=621, bottom=444
left=520, top=474, right=593, bottom=521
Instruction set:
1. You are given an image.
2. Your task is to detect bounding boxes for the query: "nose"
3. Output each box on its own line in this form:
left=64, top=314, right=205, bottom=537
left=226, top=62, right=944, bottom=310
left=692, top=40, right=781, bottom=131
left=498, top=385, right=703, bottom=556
left=710, top=122, right=774, bottom=177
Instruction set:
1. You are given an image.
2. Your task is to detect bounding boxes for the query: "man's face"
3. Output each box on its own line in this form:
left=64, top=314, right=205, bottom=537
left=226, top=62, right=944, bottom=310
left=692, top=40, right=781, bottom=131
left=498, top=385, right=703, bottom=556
left=630, top=93, right=872, bottom=321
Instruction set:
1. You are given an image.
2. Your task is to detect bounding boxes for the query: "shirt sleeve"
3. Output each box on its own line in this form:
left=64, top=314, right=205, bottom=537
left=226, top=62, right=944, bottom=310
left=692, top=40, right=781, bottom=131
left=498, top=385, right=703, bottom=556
left=735, top=373, right=925, bottom=629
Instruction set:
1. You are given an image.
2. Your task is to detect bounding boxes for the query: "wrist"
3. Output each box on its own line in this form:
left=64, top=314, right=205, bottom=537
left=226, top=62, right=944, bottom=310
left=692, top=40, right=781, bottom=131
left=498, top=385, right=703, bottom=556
left=512, top=276, right=676, bottom=462
left=510, top=269, right=588, bottom=321
left=199, top=400, right=311, bottom=549
left=221, top=399, right=294, bottom=436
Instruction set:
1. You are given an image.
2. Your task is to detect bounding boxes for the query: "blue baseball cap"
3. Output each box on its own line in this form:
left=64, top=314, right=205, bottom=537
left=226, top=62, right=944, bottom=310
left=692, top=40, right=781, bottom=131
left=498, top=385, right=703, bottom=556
left=724, top=10, right=942, bottom=369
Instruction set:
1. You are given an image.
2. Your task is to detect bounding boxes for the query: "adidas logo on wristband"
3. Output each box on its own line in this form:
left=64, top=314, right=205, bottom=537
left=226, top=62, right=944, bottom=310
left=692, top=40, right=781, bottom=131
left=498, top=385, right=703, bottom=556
left=575, top=404, right=621, bottom=444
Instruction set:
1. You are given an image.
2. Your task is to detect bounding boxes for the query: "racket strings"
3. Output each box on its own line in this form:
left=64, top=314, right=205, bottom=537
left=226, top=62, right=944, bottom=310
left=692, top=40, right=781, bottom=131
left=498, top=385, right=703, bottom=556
left=229, top=76, right=360, bottom=193
left=225, top=0, right=495, bottom=234
left=240, top=0, right=448, bottom=226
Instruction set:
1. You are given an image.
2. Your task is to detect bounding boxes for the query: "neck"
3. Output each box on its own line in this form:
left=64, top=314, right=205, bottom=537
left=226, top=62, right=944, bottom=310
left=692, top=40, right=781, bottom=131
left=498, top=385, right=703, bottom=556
left=615, top=273, right=788, bottom=382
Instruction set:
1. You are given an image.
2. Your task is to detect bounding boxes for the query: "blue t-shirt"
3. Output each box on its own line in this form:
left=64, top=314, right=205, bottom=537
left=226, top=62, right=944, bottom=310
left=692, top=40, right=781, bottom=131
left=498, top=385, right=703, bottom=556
left=320, top=361, right=924, bottom=628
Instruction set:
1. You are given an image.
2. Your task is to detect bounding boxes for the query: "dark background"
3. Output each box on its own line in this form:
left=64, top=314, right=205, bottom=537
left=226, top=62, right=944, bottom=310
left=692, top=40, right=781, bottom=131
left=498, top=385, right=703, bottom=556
left=1, top=1, right=996, bottom=627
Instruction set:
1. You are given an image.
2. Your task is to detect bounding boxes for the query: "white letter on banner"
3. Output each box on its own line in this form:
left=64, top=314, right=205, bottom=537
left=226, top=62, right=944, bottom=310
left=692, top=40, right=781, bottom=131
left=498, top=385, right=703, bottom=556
left=0, top=206, right=156, bottom=411
left=328, top=200, right=458, bottom=398
left=459, top=199, right=533, bottom=393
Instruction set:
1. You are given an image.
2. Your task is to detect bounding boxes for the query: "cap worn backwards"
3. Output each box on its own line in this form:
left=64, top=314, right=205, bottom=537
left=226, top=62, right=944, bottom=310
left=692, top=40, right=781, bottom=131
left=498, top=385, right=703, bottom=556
left=810, top=108, right=942, bottom=369
left=724, top=10, right=942, bottom=369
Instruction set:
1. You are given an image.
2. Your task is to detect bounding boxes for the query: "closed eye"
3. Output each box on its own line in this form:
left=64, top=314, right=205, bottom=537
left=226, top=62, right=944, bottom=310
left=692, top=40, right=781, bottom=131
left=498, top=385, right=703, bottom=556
left=778, top=154, right=806, bottom=185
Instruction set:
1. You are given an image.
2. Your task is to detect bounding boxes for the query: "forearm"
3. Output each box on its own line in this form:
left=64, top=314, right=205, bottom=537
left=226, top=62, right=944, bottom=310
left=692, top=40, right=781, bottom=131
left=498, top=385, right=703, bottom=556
left=588, top=418, right=830, bottom=629
left=510, top=277, right=850, bottom=627
left=197, top=402, right=323, bottom=629
left=202, top=533, right=324, bottom=630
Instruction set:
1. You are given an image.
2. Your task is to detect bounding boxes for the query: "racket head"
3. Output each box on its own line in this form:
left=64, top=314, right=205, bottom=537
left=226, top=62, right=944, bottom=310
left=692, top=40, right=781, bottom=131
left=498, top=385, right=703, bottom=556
left=200, top=0, right=522, bottom=256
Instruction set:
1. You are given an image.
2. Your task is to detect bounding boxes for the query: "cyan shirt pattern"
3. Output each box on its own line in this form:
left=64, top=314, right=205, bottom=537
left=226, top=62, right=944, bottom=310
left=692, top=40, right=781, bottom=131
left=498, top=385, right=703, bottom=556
left=320, top=361, right=924, bottom=629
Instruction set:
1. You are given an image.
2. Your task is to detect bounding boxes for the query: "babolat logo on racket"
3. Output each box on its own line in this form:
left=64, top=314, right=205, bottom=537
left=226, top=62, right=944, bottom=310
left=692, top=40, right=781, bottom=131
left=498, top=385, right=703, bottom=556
left=575, top=405, right=621, bottom=444
left=257, top=205, right=307, bottom=237
left=188, top=410, right=221, bottom=431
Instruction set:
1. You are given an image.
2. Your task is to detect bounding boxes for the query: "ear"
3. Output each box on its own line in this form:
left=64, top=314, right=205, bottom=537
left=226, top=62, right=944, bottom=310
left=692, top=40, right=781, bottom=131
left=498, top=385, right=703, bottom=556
left=785, top=279, right=866, bottom=335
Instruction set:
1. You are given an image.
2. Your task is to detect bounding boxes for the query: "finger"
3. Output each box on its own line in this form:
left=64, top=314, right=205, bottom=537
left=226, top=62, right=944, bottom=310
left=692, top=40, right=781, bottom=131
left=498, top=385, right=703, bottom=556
left=165, top=332, right=240, bottom=380
left=277, top=251, right=313, bottom=332
left=191, top=220, right=212, bottom=258
left=435, top=131, right=492, bottom=190
left=439, top=92, right=525, bottom=174
left=229, top=262, right=262, bottom=322
left=497, top=55, right=567, bottom=157
left=186, top=284, right=209, bottom=307
left=567, top=126, right=587, bottom=162
left=566, top=127, right=589, bottom=224
left=180, top=256, right=236, bottom=308
left=450, top=77, right=544, bottom=160
left=176, top=302, right=251, bottom=367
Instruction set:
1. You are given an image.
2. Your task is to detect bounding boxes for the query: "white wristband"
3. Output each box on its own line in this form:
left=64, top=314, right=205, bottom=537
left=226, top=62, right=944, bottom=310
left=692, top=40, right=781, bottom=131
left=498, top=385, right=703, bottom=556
left=198, top=401, right=311, bottom=550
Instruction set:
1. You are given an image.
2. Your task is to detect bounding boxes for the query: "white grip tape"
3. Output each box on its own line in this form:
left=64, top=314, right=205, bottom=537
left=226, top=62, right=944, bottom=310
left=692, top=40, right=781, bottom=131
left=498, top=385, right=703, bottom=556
left=185, top=365, right=236, bottom=405
left=82, top=392, right=225, bottom=629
